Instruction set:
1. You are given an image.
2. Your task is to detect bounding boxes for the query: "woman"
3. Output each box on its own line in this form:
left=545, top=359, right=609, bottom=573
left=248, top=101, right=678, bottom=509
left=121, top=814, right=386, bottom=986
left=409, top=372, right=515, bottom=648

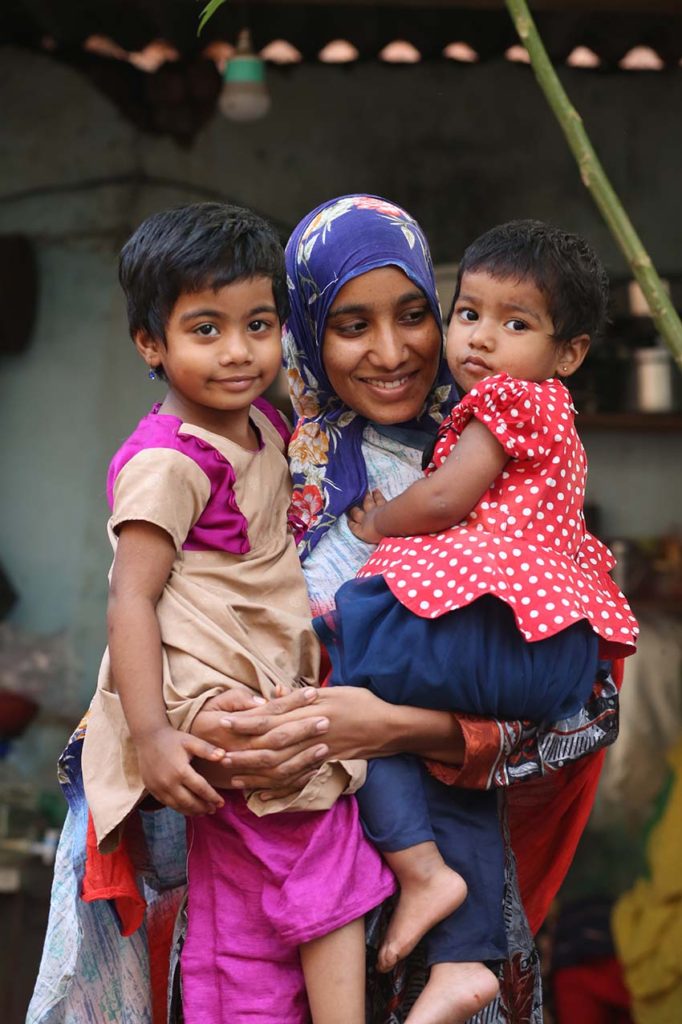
left=28, top=196, right=620, bottom=1024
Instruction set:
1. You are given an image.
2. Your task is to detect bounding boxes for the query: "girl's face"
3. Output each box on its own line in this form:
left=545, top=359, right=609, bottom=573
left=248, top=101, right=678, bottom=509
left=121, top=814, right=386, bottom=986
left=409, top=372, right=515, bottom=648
left=447, top=270, right=588, bottom=394
left=135, top=276, right=282, bottom=437
left=322, top=266, right=442, bottom=424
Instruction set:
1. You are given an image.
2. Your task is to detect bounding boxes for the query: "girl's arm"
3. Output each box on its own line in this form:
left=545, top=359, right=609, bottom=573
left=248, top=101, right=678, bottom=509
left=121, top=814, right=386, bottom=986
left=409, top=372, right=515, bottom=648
left=347, top=418, right=508, bottom=544
left=108, top=521, right=226, bottom=815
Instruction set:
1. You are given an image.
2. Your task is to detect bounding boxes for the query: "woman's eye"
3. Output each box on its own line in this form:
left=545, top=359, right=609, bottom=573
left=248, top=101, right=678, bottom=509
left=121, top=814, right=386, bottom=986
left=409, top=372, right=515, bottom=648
left=194, top=323, right=218, bottom=337
left=336, top=319, right=367, bottom=336
left=457, top=307, right=478, bottom=323
left=401, top=307, right=428, bottom=325
left=505, top=318, right=527, bottom=332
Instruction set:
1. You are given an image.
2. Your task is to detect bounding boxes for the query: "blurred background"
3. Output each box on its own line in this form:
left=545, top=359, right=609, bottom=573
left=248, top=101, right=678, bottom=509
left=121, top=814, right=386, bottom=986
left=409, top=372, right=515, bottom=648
left=1, top=1, right=681, bottom=1020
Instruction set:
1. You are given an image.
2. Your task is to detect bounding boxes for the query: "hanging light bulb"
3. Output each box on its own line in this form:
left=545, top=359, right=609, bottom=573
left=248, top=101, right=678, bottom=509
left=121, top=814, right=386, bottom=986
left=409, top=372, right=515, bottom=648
left=219, top=28, right=271, bottom=122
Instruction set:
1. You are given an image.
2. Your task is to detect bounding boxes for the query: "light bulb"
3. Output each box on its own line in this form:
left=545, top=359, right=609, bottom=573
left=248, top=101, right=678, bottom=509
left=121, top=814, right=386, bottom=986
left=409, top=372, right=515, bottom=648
left=219, top=28, right=271, bottom=122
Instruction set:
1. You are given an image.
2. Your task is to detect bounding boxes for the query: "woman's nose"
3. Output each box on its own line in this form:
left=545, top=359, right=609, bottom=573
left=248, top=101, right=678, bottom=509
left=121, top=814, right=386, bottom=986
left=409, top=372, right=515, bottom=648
left=368, top=323, right=408, bottom=368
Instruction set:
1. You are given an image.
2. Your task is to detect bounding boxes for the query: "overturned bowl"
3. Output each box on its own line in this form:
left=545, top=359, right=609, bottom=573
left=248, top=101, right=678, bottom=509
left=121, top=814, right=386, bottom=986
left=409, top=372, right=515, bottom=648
left=0, top=690, right=39, bottom=739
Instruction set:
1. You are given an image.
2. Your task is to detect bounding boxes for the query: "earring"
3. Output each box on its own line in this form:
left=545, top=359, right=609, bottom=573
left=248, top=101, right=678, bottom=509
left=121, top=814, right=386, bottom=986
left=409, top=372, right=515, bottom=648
left=148, top=366, right=157, bottom=381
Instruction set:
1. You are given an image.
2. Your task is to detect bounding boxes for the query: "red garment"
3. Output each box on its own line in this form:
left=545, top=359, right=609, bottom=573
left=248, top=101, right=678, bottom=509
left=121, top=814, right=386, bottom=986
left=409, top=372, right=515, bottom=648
left=553, top=956, right=634, bottom=1024
left=360, top=374, right=638, bottom=659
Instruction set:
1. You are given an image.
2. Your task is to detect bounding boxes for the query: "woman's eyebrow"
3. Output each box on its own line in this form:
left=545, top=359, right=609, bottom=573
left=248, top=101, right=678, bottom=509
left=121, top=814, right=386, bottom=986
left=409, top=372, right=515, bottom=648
left=327, top=290, right=426, bottom=318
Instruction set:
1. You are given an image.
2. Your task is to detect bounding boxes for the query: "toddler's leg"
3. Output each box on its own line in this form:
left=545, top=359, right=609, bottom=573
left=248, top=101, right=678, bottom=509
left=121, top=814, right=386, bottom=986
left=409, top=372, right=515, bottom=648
left=405, top=774, right=506, bottom=1024
left=300, top=917, right=365, bottom=1024
left=379, top=842, right=467, bottom=973
left=356, top=756, right=467, bottom=973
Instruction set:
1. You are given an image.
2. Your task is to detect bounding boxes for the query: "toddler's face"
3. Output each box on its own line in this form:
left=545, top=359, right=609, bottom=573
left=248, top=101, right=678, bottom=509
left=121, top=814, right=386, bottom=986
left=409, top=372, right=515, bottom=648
left=139, top=275, right=282, bottom=431
left=447, top=271, right=576, bottom=394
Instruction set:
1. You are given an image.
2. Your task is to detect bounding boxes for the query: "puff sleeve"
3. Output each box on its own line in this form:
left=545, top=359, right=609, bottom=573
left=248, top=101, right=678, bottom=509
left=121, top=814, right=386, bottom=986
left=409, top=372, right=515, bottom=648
left=110, top=448, right=211, bottom=551
left=453, top=372, right=561, bottom=464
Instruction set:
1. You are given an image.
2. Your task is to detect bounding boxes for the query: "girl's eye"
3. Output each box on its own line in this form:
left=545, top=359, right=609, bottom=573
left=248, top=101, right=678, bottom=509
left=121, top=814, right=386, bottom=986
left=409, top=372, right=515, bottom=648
left=194, top=323, right=218, bottom=337
left=505, top=318, right=527, bottom=332
left=248, top=318, right=272, bottom=333
left=457, top=307, right=478, bottom=323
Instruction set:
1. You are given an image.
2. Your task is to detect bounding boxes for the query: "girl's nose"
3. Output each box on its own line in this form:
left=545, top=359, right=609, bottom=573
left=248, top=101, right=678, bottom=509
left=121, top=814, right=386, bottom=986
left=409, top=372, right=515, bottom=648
left=219, top=333, right=253, bottom=364
left=469, top=321, right=494, bottom=350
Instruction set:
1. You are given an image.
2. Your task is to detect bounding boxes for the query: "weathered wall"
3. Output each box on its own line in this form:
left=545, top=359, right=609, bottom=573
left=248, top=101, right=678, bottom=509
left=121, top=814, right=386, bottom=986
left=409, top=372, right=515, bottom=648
left=1, top=46, right=681, bottom=768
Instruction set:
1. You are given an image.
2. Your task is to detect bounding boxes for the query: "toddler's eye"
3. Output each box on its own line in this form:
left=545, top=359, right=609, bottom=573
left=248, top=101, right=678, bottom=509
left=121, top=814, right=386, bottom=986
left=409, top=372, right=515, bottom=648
left=457, top=307, right=478, bottom=323
left=505, top=318, right=527, bottom=332
left=195, top=323, right=218, bottom=337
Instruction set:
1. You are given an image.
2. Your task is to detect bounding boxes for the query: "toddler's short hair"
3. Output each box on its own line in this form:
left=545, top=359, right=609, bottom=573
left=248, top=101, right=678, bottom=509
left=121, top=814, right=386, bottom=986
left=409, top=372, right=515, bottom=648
left=453, top=219, right=609, bottom=342
left=119, top=202, right=289, bottom=344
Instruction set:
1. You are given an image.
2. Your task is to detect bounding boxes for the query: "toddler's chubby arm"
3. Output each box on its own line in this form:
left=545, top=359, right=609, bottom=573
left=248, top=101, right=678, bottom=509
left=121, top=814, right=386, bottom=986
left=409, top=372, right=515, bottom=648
left=348, top=418, right=507, bottom=544
left=108, top=521, right=227, bottom=816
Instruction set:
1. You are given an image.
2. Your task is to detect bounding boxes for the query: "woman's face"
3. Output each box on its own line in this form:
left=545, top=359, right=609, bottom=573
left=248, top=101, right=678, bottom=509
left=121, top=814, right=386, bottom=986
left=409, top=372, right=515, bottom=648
left=322, top=266, right=442, bottom=424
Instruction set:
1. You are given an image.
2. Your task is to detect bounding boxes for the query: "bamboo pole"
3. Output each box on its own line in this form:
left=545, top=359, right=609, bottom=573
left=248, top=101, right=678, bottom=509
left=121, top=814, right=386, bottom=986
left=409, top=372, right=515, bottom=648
left=505, top=0, right=682, bottom=372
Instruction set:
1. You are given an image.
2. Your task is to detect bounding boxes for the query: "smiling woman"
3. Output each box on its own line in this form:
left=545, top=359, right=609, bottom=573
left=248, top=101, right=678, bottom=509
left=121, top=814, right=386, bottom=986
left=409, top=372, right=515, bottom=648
left=322, top=266, right=442, bottom=424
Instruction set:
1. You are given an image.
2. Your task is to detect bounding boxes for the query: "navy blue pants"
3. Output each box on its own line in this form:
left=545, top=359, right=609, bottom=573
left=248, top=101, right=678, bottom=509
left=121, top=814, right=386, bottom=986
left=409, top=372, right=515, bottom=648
left=356, top=756, right=507, bottom=966
left=315, top=580, right=600, bottom=967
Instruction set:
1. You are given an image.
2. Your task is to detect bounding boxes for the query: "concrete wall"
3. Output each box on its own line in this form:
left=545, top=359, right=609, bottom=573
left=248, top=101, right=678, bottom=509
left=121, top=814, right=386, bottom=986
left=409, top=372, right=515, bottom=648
left=1, top=47, right=681, bottom=784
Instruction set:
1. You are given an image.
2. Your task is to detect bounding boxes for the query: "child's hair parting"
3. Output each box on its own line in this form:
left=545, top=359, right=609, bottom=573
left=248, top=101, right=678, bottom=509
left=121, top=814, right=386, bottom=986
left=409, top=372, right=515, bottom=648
left=451, top=219, right=609, bottom=342
left=119, top=202, right=289, bottom=355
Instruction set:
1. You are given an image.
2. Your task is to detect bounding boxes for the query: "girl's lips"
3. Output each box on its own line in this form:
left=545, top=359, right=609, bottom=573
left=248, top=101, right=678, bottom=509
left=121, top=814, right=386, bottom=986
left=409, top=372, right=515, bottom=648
left=212, top=376, right=259, bottom=391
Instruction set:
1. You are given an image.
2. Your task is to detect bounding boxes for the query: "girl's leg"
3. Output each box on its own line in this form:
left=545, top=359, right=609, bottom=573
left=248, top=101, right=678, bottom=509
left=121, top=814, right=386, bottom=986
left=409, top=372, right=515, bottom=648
left=300, top=917, right=365, bottom=1024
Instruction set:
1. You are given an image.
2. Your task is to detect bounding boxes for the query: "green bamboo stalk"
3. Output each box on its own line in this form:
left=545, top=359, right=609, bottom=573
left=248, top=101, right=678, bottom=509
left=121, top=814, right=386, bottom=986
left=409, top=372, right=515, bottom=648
left=505, top=0, right=682, bottom=372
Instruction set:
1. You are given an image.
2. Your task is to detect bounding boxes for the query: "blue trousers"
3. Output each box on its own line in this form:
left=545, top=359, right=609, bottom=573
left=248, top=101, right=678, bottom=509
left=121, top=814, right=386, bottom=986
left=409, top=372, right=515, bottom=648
left=356, top=756, right=507, bottom=966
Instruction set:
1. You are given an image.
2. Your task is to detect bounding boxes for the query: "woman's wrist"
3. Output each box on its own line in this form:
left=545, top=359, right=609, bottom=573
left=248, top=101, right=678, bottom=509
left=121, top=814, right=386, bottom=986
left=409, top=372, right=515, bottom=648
left=379, top=703, right=465, bottom=765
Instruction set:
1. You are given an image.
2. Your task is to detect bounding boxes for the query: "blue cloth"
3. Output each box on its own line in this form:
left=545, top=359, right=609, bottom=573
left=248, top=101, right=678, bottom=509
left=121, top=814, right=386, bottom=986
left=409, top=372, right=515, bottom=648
left=283, top=194, right=455, bottom=559
left=316, top=577, right=599, bottom=723
left=357, top=757, right=507, bottom=966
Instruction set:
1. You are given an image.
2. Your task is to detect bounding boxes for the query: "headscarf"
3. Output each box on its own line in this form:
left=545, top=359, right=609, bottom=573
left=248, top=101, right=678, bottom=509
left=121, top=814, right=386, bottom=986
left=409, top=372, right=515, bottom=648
left=283, top=194, right=454, bottom=559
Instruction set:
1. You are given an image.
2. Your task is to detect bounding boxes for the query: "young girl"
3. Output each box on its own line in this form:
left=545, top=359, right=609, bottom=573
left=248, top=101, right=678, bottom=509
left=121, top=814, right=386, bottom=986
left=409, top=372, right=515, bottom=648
left=315, top=220, right=639, bottom=1024
left=81, top=202, right=395, bottom=1024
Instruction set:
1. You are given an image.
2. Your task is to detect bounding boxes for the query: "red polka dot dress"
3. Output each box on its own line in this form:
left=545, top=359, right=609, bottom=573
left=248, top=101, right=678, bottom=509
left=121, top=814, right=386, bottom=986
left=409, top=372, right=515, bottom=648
left=359, top=373, right=638, bottom=661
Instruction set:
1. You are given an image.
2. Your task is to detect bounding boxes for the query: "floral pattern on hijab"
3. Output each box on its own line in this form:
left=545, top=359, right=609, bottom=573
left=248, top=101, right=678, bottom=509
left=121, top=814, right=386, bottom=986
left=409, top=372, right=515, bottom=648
left=283, top=194, right=454, bottom=559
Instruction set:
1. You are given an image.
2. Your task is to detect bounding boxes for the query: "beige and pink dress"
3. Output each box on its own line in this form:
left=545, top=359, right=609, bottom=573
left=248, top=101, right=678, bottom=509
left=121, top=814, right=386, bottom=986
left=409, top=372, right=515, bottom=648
left=82, top=399, right=395, bottom=1024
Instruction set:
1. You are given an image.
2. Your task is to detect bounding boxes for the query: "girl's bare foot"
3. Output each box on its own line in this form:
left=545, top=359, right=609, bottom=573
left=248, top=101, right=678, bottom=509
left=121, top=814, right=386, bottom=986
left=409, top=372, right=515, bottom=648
left=378, top=844, right=467, bottom=973
left=406, top=961, right=500, bottom=1024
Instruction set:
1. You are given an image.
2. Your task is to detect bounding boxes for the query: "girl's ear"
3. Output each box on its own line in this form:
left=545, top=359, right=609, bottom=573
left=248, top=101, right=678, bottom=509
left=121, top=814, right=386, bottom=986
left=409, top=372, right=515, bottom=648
left=133, top=330, right=164, bottom=370
left=556, top=333, right=590, bottom=378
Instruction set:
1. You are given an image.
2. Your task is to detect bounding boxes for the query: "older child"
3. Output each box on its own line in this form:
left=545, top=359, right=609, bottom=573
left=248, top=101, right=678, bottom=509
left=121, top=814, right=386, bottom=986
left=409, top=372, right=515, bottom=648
left=316, top=220, right=639, bottom=1024
left=81, top=203, right=395, bottom=1024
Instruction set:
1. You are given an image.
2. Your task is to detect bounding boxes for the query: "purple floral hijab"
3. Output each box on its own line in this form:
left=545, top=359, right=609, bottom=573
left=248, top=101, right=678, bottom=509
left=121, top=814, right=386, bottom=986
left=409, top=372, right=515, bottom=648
left=283, top=194, right=454, bottom=559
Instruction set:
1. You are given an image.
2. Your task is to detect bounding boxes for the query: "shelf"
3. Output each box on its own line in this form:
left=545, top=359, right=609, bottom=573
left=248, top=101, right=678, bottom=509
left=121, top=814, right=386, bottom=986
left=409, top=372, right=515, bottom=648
left=576, top=412, right=682, bottom=432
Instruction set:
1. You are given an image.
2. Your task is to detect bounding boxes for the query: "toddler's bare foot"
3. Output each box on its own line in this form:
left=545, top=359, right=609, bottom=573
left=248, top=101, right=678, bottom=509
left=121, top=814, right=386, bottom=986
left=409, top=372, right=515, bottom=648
left=406, top=961, right=499, bottom=1024
left=378, top=853, right=467, bottom=972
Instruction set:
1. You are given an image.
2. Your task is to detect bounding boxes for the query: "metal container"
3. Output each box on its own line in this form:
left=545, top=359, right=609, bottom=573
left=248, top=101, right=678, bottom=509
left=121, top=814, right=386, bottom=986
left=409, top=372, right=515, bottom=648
left=630, top=346, right=675, bottom=413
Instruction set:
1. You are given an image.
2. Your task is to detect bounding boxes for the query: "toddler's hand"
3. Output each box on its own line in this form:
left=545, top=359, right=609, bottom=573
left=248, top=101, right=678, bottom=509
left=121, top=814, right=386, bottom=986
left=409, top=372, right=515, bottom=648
left=135, top=726, right=226, bottom=816
left=347, top=489, right=386, bottom=545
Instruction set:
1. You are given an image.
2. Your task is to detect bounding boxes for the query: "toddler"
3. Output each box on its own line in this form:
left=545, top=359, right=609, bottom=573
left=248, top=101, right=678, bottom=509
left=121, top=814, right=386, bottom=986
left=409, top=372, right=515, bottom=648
left=81, top=203, right=395, bottom=1024
left=315, top=220, right=639, bottom=1024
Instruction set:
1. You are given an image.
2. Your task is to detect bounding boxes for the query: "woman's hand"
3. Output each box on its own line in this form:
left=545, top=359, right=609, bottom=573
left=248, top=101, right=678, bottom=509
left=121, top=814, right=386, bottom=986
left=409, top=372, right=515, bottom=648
left=191, top=687, right=333, bottom=795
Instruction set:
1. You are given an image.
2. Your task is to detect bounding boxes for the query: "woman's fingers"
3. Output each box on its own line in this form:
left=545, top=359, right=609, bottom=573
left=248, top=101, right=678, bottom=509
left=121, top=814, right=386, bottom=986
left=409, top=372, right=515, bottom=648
left=201, top=689, right=267, bottom=714
left=226, top=739, right=329, bottom=778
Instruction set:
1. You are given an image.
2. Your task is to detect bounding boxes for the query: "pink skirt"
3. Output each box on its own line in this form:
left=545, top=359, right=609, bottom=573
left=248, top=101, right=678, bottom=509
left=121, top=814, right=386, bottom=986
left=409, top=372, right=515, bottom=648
left=181, top=791, right=395, bottom=1023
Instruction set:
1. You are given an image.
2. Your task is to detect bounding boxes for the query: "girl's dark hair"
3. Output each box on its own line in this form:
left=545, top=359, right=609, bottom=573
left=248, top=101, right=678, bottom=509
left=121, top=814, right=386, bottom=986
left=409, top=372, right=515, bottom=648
left=451, top=219, right=609, bottom=342
left=119, top=202, right=289, bottom=348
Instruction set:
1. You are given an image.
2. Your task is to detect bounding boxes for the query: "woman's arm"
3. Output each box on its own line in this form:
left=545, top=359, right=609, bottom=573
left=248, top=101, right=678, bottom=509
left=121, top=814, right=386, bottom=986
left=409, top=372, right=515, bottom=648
left=192, top=663, right=619, bottom=795
left=109, top=521, right=227, bottom=815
